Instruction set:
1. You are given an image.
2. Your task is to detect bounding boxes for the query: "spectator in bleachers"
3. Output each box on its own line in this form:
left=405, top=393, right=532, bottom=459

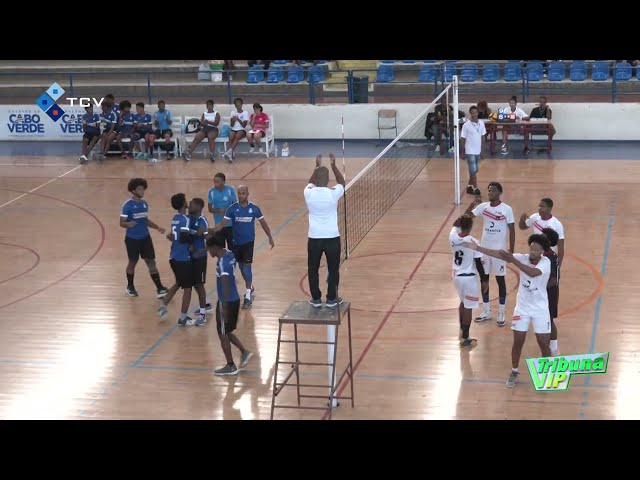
left=79, top=105, right=101, bottom=164
left=248, top=60, right=271, bottom=70
left=132, top=102, right=155, bottom=160
left=500, top=95, right=529, bottom=155
left=184, top=99, right=220, bottom=162
left=223, top=97, right=249, bottom=162
left=476, top=100, right=491, bottom=119
left=247, top=103, right=269, bottom=154
left=117, top=100, right=135, bottom=159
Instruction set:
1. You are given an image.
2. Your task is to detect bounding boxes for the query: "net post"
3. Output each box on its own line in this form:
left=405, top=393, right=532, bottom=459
left=452, top=75, right=461, bottom=205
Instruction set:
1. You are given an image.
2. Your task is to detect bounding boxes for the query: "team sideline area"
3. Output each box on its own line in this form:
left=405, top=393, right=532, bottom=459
left=0, top=128, right=640, bottom=420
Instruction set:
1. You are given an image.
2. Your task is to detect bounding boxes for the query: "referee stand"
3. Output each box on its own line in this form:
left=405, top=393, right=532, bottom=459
left=270, top=300, right=354, bottom=420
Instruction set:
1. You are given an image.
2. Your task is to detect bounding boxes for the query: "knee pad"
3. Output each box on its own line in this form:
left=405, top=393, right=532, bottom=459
left=496, top=275, right=507, bottom=297
left=144, top=258, right=158, bottom=274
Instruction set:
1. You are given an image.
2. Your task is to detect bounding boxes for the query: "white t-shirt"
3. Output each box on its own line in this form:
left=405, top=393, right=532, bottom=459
left=203, top=110, right=218, bottom=126
left=512, top=254, right=551, bottom=313
left=471, top=201, right=515, bottom=249
left=303, top=183, right=345, bottom=239
left=460, top=120, right=486, bottom=155
left=229, top=109, right=250, bottom=132
left=449, top=227, right=482, bottom=275
left=525, top=213, right=564, bottom=254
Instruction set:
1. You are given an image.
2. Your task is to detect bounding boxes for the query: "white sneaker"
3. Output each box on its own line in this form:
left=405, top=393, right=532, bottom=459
left=249, top=147, right=255, bottom=154
left=497, top=311, right=506, bottom=327
left=475, top=311, right=493, bottom=322
left=258, top=147, right=264, bottom=154
left=551, top=349, right=559, bottom=356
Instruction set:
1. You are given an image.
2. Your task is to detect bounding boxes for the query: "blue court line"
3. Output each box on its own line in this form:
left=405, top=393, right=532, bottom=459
left=579, top=196, right=616, bottom=418
left=77, top=208, right=302, bottom=416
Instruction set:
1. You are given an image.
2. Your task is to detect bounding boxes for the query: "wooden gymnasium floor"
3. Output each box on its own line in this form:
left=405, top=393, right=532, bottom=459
left=0, top=151, right=638, bottom=420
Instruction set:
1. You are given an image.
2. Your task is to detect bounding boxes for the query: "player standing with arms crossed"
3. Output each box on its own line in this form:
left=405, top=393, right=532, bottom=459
left=120, top=178, right=169, bottom=298
left=463, top=234, right=552, bottom=387
left=456, top=182, right=515, bottom=326
left=449, top=214, right=486, bottom=347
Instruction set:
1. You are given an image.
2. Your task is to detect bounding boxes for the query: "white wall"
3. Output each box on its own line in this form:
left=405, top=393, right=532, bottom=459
left=2, top=102, right=640, bottom=141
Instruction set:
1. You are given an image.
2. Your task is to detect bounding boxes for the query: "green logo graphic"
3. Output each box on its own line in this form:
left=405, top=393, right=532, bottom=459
left=525, top=353, right=609, bottom=391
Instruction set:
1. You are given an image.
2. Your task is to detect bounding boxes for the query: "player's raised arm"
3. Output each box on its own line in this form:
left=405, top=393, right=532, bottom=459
left=329, top=153, right=345, bottom=187
left=454, top=197, right=482, bottom=227
left=518, top=212, right=529, bottom=230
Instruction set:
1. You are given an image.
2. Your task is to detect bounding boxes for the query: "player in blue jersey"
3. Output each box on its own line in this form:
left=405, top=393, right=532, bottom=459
left=120, top=178, right=169, bottom=298
left=116, top=100, right=135, bottom=159
left=167, top=193, right=199, bottom=326
left=207, top=172, right=237, bottom=250
left=80, top=105, right=101, bottom=164
left=133, top=102, right=156, bottom=160
left=210, top=185, right=274, bottom=309
left=206, top=235, right=254, bottom=376
left=99, top=104, right=118, bottom=162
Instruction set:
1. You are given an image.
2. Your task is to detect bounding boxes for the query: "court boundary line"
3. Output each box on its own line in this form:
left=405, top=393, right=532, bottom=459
left=0, top=165, right=81, bottom=209
left=579, top=195, right=616, bottom=418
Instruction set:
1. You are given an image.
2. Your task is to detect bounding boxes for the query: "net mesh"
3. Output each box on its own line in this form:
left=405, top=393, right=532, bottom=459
left=337, top=85, right=453, bottom=264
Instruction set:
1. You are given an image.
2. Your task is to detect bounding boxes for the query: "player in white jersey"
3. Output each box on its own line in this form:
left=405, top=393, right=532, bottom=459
left=460, top=182, right=515, bottom=326
left=518, top=197, right=565, bottom=267
left=464, top=233, right=553, bottom=388
left=449, top=214, right=487, bottom=347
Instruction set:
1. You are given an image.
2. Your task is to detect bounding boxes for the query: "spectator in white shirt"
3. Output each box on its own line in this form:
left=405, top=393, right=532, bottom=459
left=223, top=97, right=249, bottom=162
left=460, top=105, right=486, bottom=196
left=304, top=153, right=345, bottom=308
left=500, top=95, right=529, bottom=155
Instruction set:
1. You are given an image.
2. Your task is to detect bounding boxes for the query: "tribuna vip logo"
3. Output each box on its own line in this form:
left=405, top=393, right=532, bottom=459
left=525, top=352, right=609, bottom=391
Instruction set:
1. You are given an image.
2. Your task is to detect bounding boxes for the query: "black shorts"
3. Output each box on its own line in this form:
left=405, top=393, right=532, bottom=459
left=133, top=130, right=153, bottom=140
left=125, top=235, right=155, bottom=261
left=547, top=286, right=559, bottom=320
left=215, top=226, right=234, bottom=250
left=83, top=132, right=100, bottom=142
left=191, top=256, right=207, bottom=285
left=216, top=299, right=240, bottom=335
left=154, top=128, right=173, bottom=138
left=233, top=241, right=254, bottom=264
left=170, top=259, right=194, bottom=289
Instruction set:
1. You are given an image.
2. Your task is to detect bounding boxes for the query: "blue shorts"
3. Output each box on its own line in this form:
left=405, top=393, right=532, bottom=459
left=466, top=154, right=480, bottom=175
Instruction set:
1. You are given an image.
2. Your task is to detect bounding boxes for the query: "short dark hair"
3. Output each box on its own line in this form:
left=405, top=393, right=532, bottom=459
left=191, top=197, right=205, bottom=209
left=171, top=193, right=187, bottom=210
left=541, top=197, right=553, bottom=208
left=206, top=99, right=214, bottom=106
left=158, top=100, right=165, bottom=105
left=120, top=100, right=131, bottom=110
left=541, top=227, right=559, bottom=248
left=127, top=178, right=148, bottom=193
left=457, top=214, right=473, bottom=231
left=233, top=97, right=243, bottom=104
left=206, top=235, right=225, bottom=249
left=528, top=233, right=550, bottom=251
left=105, top=93, right=115, bottom=100
left=136, top=102, right=145, bottom=108
left=488, top=181, right=503, bottom=193
left=469, top=105, right=478, bottom=113
left=214, top=172, right=226, bottom=182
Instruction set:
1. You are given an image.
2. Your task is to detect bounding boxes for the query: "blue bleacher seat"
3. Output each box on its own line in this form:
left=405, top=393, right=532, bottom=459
left=286, top=65, right=304, bottom=83
left=592, top=61, right=609, bottom=81
left=246, top=65, right=264, bottom=83
left=570, top=61, right=587, bottom=81
left=526, top=62, right=544, bottom=81
left=377, top=65, right=394, bottom=82
left=504, top=63, right=522, bottom=81
left=615, top=62, right=632, bottom=81
left=460, top=64, right=478, bottom=82
left=308, top=65, right=325, bottom=83
left=418, top=64, right=436, bottom=83
left=442, top=63, right=456, bottom=82
left=547, top=62, right=565, bottom=81
left=482, top=63, right=499, bottom=82
left=266, top=66, right=284, bottom=83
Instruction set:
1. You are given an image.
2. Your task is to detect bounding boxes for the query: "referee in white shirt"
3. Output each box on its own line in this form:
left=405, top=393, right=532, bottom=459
left=304, top=153, right=345, bottom=308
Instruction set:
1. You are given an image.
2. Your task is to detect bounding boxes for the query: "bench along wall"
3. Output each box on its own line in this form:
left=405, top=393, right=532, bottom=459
left=1, top=103, right=639, bottom=141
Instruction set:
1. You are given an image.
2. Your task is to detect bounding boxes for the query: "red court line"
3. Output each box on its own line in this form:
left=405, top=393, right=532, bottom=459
left=320, top=201, right=460, bottom=419
left=240, top=160, right=268, bottom=180
left=0, top=188, right=106, bottom=311
left=0, top=243, right=40, bottom=285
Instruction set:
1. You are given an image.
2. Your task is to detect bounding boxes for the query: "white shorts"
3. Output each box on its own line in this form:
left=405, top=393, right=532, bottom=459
left=481, top=256, right=506, bottom=277
left=453, top=275, right=480, bottom=309
left=511, top=308, right=551, bottom=334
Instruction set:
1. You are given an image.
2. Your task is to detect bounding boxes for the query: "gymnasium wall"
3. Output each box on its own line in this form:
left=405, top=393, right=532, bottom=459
left=2, top=103, right=639, bottom=141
